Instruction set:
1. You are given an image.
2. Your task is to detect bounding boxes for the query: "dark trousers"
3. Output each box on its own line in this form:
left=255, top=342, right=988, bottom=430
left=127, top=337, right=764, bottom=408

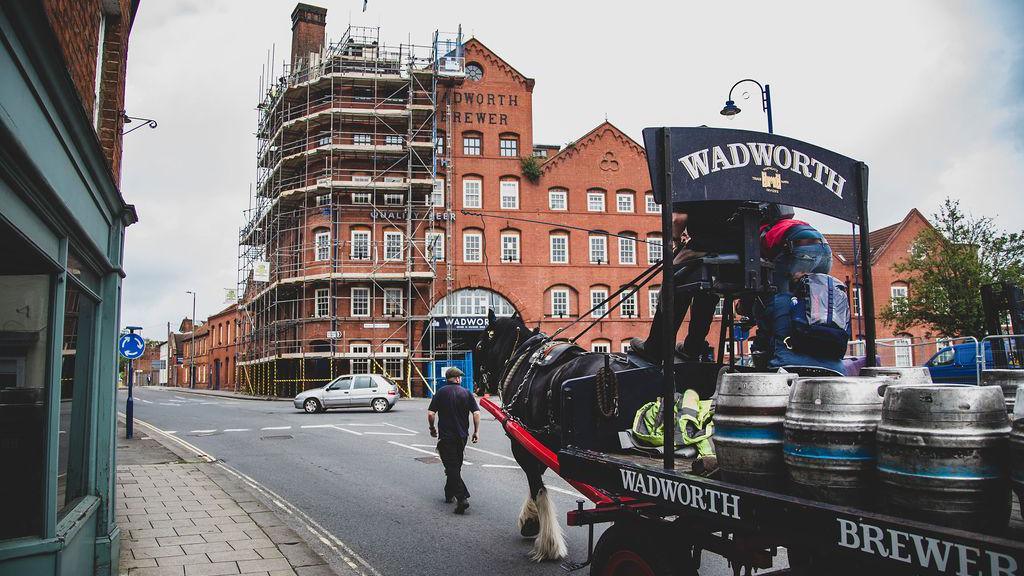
left=646, top=262, right=721, bottom=356
left=437, top=437, right=470, bottom=501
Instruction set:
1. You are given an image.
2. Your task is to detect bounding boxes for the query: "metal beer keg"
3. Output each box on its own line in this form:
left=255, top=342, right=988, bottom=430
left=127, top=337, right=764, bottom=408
left=876, top=384, right=1011, bottom=532
left=860, top=366, right=933, bottom=386
left=981, top=369, right=1024, bottom=414
left=714, top=371, right=797, bottom=488
left=783, top=377, right=886, bottom=505
left=1011, top=417, right=1024, bottom=520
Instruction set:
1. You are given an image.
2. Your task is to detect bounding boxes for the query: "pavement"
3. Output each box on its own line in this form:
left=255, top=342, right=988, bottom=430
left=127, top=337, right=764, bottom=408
left=118, top=385, right=753, bottom=576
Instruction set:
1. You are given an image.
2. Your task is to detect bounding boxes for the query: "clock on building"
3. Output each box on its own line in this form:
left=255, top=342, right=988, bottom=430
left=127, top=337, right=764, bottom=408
left=466, top=63, right=483, bottom=81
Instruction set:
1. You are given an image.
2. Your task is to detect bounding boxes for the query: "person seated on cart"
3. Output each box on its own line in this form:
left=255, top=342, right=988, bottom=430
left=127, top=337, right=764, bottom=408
left=630, top=200, right=742, bottom=362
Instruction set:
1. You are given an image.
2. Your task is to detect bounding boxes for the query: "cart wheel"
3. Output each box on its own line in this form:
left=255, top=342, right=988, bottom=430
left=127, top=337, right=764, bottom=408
left=591, top=523, right=696, bottom=576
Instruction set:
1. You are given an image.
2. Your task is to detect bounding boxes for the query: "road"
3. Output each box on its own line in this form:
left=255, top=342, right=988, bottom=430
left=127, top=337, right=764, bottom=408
left=118, top=386, right=747, bottom=576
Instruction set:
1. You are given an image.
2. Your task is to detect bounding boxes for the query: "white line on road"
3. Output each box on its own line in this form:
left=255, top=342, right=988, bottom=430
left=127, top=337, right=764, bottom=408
left=300, top=424, right=336, bottom=429
left=362, top=431, right=416, bottom=436
left=390, top=441, right=473, bottom=465
left=158, top=403, right=179, bottom=406
left=223, top=428, right=250, bottom=432
left=261, top=426, right=292, bottom=430
left=189, top=429, right=217, bottom=433
left=465, top=445, right=517, bottom=461
left=481, top=464, right=520, bottom=469
left=383, top=422, right=418, bottom=434
left=331, top=425, right=362, bottom=436
left=546, top=485, right=582, bottom=498
left=338, top=423, right=386, bottom=427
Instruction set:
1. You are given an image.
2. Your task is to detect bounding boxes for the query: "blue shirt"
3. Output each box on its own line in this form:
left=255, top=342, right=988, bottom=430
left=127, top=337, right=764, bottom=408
left=428, top=383, right=479, bottom=440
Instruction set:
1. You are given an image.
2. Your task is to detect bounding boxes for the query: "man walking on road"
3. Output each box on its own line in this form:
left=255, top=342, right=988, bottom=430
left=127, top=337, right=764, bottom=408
left=427, top=367, right=480, bottom=514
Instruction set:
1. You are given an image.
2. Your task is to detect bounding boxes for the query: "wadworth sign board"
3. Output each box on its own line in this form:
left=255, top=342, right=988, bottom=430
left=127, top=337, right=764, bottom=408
left=642, top=127, right=865, bottom=224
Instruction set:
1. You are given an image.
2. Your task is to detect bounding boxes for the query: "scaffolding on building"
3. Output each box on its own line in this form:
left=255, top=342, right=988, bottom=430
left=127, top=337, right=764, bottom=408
left=237, top=25, right=465, bottom=397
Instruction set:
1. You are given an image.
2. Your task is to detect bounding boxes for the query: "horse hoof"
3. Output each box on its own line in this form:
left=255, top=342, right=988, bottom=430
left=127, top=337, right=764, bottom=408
left=520, top=517, right=540, bottom=538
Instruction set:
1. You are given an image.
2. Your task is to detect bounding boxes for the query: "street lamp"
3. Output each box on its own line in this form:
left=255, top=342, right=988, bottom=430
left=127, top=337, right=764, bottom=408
left=720, top=78, right=773, bottom=134
left=186, top=290, right=196, bottom=389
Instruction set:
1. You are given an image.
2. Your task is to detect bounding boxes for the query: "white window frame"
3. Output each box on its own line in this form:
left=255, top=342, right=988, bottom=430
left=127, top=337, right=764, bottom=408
left=314, top=288, right=330, bottom=318
left=589, top=235, right=608, bottom=265
left=384, top=231, right=404, bottom=261
left=463, top=134, right=481, bottom=156
left=891, top=285, right=908, bottom=302
left=500, top=232, right=520, bottom=263
left=645, top=193, right=659, bottom=214
left=618, top=235, right=636, bottom=265
left=590, top=289, right=609, bottom=318
left=384, top=134, right=404, bottom=146
left=350, top=343, right=371, bottom=374
left=852, top=287, right=862, bottom=316
left=499, top=137, right=518, bottom=157
left=551, top=289, right=570, bottom=318
left=587, top=191, right=606, bottom=212
left=314, top=231, right=331, bottom=262
left=350, top=230, right=371, bottom=260
left=894, top=338, right=913, bottom=367
left=426, top=231, right=445, bottom=262
left=384, top=193, right=403, bottom=206
left=499, top=180, right=519, bottom=210
left=463, top=179, right=482, bottom=209
left=620, top=289, right=638, bottom=318
left=649, top=288, right=660, bottom=318
left=550, top=234, right=568, bottom=264
left=93, top=15, right=106, bottom=128
left=430, top=179, right=445, bottom=207
left=434, top=134, right=445, bottom=156
left=383, top=343, right=404, bottom=379
left=616, top=192, right=634, bottom=213
left=647, top=236, right=662, bottom=265
left=549, top=189, right=567, bottom=211
left=591, top=341, right=611, bottom=354
left=353, top=133, right=372, bottom=146
left=383, top=288, right=404, bottom=316
left=316, top=193, right=331, bottom=206
left=351, top=287, right=370, bottom=317
left=463, top=231, right=482, bottom=263
left=621, top=341, right=632, bottom=353
left=352, top=192, right=371, bottom=204
left=714, top=298, right=724, bottom=317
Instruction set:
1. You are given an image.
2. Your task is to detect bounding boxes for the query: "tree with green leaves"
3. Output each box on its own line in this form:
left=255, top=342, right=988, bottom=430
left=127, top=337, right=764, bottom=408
left=881, top=198, right=1024, bottom=337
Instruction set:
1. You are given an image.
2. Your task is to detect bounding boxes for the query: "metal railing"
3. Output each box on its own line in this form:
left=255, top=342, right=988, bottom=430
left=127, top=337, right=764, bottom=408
left=848, top=336, right=982, bottom=384
left=981, top=334, right=1024, bottom=370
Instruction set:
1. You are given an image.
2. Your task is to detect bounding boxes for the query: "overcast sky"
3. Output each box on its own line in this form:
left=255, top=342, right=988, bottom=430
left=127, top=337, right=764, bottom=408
left=119, top=0, right=1024, bottom=339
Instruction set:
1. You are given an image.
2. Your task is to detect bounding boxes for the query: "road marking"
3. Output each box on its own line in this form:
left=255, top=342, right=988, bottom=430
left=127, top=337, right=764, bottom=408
left=300, top=424, right=336, bottom=429
left=546, top=485, right=581, bottom=498
left=137, top=398, right=153, bottom=404
left=199, top=402, right=221, bottom=405
left=118, top=414, right=213, bottom=462
left=383, top=422, right=418, bottom=434
left=331, top=425, right=362, bottom=436
left=339, top=423, right=386, bottom=427
left=465, top=445, right=517, bottom=461
left=389, top=441, right=473, bottom=465
left=481, top=464, right=520, bottom=469
left=190, top=429, right=217, bottom=433
left=164, top=431, right=177, bottom=434
left=158, top=403, right=179, bottom=406
left=362, top=432, right=415, bottom=436
left=261, top=426, right=292, bottom=430
left=223, top=428, right=250, bottom=432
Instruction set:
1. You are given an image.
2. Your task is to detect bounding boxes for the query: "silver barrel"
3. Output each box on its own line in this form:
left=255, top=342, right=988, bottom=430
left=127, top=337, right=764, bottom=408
left=860, top=366, right=933, bottom=386
left=876, top=384, right=1011, bottom=532
left=981, top=369, right=1024, bottom=414
left=714, top=372, right=797, bottom=489
left=783, top=377, right=886, bottom=505
left=1011, top=418, right=1024, bottom=520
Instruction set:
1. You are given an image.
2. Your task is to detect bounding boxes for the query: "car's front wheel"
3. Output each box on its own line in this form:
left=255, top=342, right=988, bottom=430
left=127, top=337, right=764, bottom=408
left=303, top=398, right=322, bottom=414
left=371, top=398, right=389, bottom=413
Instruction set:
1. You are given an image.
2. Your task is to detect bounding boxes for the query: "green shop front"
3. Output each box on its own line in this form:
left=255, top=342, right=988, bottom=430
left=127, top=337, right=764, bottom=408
left=0, top=7, right=136, bottom=576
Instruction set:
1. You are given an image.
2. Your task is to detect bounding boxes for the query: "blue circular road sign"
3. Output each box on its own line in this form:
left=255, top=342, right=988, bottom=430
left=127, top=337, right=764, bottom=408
left=118, top=333, right=146, bottom=360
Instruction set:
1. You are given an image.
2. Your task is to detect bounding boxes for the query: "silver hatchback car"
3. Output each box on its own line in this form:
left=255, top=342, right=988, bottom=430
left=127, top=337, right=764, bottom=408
left=293, top=374, right=399, bottom=414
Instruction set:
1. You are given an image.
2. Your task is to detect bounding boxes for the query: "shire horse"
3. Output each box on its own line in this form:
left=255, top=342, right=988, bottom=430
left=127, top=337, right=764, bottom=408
left=475, top=310, right=626, bottom=561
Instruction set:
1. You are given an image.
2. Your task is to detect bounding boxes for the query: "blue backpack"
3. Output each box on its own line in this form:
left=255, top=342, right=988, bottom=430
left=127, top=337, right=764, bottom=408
left=787, top=274, right=851, bottom=360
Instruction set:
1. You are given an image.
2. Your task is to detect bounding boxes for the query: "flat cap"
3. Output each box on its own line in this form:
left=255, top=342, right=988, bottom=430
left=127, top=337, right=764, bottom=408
left=445, top=367, right=464, bottom=379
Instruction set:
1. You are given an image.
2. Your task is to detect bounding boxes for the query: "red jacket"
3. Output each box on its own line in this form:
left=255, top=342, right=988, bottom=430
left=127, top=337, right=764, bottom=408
left=760, top=219, right=812, bottom=259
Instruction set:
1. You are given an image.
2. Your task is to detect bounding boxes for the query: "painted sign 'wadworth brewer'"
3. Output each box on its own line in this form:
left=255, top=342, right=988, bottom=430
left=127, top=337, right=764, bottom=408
left=642, top=127, right=865, bottom=224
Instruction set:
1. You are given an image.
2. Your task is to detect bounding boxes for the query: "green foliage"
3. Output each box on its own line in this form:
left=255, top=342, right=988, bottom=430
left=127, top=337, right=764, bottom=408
left=520, top=155, right=543, bottom=184
left=880, top=198, right=1024, bottom=337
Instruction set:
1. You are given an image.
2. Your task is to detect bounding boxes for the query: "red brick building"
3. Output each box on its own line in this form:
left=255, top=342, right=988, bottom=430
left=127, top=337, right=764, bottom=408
left=207, top=305, right=240, bottom=391
left=169, top=317, right=211, bottom=389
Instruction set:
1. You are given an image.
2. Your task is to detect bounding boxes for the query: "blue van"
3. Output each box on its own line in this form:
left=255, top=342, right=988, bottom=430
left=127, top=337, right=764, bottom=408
left=924, top=341, right=1022, bottom=384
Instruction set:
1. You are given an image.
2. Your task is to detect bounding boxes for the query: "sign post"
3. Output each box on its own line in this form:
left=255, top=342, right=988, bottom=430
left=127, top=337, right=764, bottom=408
left=119, top=328, right=146, bottom=439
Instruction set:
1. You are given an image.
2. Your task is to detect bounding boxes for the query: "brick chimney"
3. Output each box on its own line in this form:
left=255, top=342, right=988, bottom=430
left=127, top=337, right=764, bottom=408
left=291, top=3, right=327, bottom=68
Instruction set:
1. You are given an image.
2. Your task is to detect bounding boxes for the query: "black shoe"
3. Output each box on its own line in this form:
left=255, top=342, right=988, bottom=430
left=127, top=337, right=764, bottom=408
left=676, top=342, right=714, bottom=362
left=454, top=498, right=469, bottom=514
left=628, top=338, right=656, bottom=361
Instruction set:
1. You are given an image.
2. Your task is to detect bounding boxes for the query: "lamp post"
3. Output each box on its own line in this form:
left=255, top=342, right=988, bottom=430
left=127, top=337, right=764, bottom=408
left=720, top=78, right=773, bottom=134
left=186, top=290, right=196, bottom=389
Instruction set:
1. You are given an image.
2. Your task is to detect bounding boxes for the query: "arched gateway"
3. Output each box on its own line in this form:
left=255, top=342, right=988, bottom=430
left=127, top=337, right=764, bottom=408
left=426, top=288, right=518, bottom=353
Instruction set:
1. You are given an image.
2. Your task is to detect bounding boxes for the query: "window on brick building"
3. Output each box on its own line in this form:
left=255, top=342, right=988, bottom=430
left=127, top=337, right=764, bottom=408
left=620, top=288, right=638, bottom=318
left=590, top=288, right=609, bottom=318
left=714, top=298, right=724, bottom=317
left=463, top=132, right=481, bottom=156
left=385, top=134, right=403, bottom=146
left=93, top=15, right=106, bottom=128
left=499, top=134, right=519, bottom=157
left=894, top=336, right=914, bottom=367
left=435, top=133, right=445, bottom=156
left=463, top=178, right=482, bottom=208
left=587, top=190, right=606, bottom=212
left=589, top=235, right=607, bottom=264
left=463, top=231, right=482, bottom=263
left=353, top=133, right=372, bottom=146
left=500, top=179, right=519, bottom=210
left=500, top=232, right=520, bottom=263
left=352, top=192, right=371, bottom=204
left=384, top=288, right=403, bottom=316
left=891, top=285, right=908, bottom=312
left=350, top=343, right=371, bottom=373
left=314, top=230, right=331, bottom=261
left=316, top=194, right=331, bottom=206
left=383, top=343, right=404, bottom=379
left=351, top=287, right=370, bottom=317
left=384, top=231, right=404, bottom=261
left=384, top=193, right=403, bottom=205
left=550, top=234, right=568, bottom=264
left=616, top=191, right=635, bottom=213
left=551, top=288, right=570, bottom=318
left=649, top=287, right=660, bottom=318
left=618, top=233, right=636, bottom=265
left=314, top=288, right=330, bottom=318
left=621, top=340, right=632, bottom=353
left=430, top=179, right=445, bottom=207
left=646, top=193, right=659, bottom=214
left=647, top=234, right=662, bottom=265
left=852, top=287, right=862, bottom=316
left=549, top=188, right=567, bottom=211
left=591, top=340, right=611, bottom=354
left=351, top=230, right=371, bottom=260
left=426, top=231, right=444, bottom=262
